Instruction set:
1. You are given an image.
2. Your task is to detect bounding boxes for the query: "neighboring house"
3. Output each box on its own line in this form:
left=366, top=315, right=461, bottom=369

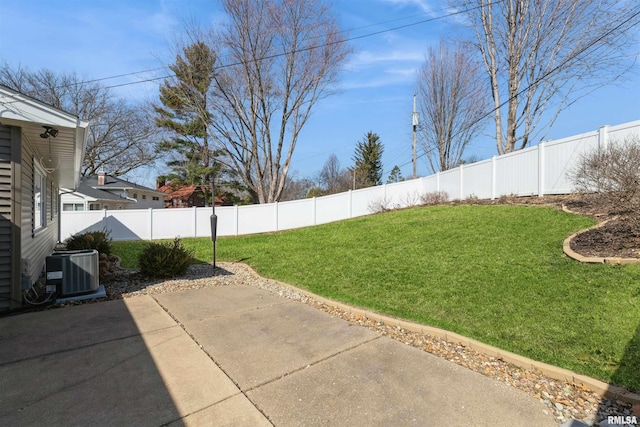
left=157, top=182, right=220, bottom=208
left=0, top=85, right=89, bottom=311
left=61, top=173, right=165, bottom=211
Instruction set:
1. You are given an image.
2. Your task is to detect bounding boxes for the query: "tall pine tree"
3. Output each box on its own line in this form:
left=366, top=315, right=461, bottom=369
left=352, top=131, right=384, bottom=188
left=155, top=42, right=219, bottom=203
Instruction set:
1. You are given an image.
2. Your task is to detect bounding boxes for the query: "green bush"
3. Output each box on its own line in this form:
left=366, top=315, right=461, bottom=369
left=65, top=230, right=112, bottom=255
left=138, top=238, right=194, bottom=278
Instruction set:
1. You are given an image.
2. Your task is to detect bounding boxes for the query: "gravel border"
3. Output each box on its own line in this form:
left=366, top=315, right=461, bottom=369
left=89, top=262, right=639, bottom=426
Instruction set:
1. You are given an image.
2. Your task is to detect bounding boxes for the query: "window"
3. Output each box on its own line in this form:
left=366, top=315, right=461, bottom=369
left=133, top=193, right=138, bottom=199
left=34, top=168, right=46, bottom=231
left=50, top=181, right=57, bottom=220
left=152, top=196, right=159, bottom=201
left=63, top=203, right=85, bottom=211
left=89, top=203, right=101, bottom=210
left=142, top=194, right=146, bottom=200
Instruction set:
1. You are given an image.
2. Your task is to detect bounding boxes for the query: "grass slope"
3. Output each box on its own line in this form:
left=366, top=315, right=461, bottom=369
left=112, top=205, right=640, bottom=391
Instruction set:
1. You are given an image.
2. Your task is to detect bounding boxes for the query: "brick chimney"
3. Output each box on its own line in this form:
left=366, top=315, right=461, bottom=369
left=98, top=171, right=105, bottom=186
left=156, top=176, right=166, bottom=189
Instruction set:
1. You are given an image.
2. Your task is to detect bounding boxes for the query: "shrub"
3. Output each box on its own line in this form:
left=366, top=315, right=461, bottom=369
left=65, top=230, right=112, bottom=255
left=99, top=253, right=120, bottom=278
left=465, top=194, right=480, bottom=204
left=421, top=191, right=449, bottom=205
left=367, top=196, right=391, bottom=214
left=497, top=193, right=518, bottom=204
left=138, top=238, right=194, bottom=279
left=570, top=136, right=640, bottom=226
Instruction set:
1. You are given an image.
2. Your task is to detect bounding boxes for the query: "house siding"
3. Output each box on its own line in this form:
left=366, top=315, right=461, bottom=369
left=20, top=133, right=57, bottom=286
left=128, top=191, right=164, bottom=209
left=0, top=125, right=13, bottom=310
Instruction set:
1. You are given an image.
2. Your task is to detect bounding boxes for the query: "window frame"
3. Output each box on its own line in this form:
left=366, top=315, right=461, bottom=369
left=33, top=164, right=47, bottom=233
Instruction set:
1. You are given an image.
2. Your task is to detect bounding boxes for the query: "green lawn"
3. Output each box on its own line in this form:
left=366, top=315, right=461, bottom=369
left=112, top=205, right=640, bottom=391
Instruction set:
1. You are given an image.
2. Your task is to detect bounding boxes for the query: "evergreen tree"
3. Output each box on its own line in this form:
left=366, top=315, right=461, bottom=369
left=353, top=131, right=384, bottom=188
left=155, top=42, right=219, bottom=203
left=387, top=165, right=404, bottom=184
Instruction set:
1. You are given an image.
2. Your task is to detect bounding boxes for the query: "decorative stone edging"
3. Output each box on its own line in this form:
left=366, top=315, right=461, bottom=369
left=561, top=206, right=640, bottom=264
left=242, top=264, right=640, bottom=407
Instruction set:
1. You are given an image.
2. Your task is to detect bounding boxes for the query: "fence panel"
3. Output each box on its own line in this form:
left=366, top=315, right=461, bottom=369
left=543, top=132, right=598, bottom=194
left=195, top=207, right=213, bottom=238
left=461, top=160, right=493, bottom=199
left=61, top=210, right=106, bottom=240
left=438, top=169, right=461, bottom=200
left=236, top=203, right=276, bottom=235
left=104, top=210, right=151, bottom=241
left=351, top=186, right=385, bottom=216
left=608, top=120, right=640, bottom=143
left=421, top=174, right=439, bottom=195
left=385, top=179, right=424, bottom=208
left=152, top=208, right=196, bottom=239
left=315, top=192, right=350, bottom=224
left=495, top=148, right=538, bottom=196
left=211, top=206, right=236, bottom=237
left=277, top=198, right=314, bottom=231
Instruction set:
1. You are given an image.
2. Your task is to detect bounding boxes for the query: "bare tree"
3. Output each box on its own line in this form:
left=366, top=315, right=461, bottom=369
left=319, top=154, right=351, bottom=194
left=417, top=40, right=489, bottom=172
left=453, top=0, right=638, bottom=154
left=0, top=63, right=159, bottom=176
left=279, top=173, right=316, bottom=201
left=202, top=0, right=350, bottom=203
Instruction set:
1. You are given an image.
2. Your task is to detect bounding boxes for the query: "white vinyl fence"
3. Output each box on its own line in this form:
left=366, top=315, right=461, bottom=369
left=61, top=120, right=640, bottom=241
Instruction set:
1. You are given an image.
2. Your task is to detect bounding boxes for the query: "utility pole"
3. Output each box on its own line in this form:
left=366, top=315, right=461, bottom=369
left=412, top=94, right=419, bottom=179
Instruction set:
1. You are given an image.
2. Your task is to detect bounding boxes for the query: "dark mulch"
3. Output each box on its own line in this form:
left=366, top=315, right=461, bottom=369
left=570, top=220, right=640, bottom=259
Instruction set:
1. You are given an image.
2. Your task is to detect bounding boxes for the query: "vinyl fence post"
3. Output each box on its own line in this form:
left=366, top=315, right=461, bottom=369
left=491, top=156, right=497, bottom=200
left=598, top=125, right=610, bottom=153
left=148, top=208, right=153, bottom=240
left=538, top=142, right=545, bottom=197
left=234, top=205, right=239, bottom=236
left=193, top=206, right=198, bottom=237
left=459, top=164, right=464, bottom=199
left=274, top=201, right=279, bottom=232
left=312, top=197, right=317, bottom=225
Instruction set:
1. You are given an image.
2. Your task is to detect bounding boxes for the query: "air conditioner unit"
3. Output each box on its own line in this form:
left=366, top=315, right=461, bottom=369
left=46, top=250, right=100, bottom=297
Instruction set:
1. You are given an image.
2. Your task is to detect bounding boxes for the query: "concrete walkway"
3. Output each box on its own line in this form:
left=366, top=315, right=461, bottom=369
left=0, top=284, right=556, bottom=426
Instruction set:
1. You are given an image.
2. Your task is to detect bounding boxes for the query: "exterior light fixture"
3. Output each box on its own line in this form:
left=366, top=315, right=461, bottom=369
left=39, top=126, right=60, bottom=173
left=40, top=125, right=59, bottom=138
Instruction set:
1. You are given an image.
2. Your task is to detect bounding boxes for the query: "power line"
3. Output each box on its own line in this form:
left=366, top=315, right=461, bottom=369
left=389, top=4, right=640, bottom=176
left=45, top=4, right=468, bottom=89
left=101, top=3, right=490, bottom=90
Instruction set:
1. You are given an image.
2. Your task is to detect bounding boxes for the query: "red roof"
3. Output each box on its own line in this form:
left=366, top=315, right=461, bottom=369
left=157, top=183, right=224, bottom=207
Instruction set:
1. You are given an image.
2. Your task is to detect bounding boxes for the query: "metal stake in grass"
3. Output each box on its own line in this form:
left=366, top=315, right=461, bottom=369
left=210, top=176, right=217, bottom=269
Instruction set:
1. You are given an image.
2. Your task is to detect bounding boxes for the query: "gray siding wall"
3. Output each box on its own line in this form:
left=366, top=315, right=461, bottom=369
left=0, top=125, right=12, bottom=310
left=20, top=134, right=58, bottom=286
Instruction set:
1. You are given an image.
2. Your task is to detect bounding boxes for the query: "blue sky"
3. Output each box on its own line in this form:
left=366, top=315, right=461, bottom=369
left=1, top=0, right=639, bottom=187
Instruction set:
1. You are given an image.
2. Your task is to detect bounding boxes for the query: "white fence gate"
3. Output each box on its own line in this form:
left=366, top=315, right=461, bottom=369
left=61, top=120, right=640, bottom=241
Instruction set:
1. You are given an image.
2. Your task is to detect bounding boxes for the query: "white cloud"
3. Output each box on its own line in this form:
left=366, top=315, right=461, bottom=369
left=347, top=49, right=423, bottom=71
left=341, top=65, right=418, bottom=90
left=378, top=0, right=435, bottom=15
